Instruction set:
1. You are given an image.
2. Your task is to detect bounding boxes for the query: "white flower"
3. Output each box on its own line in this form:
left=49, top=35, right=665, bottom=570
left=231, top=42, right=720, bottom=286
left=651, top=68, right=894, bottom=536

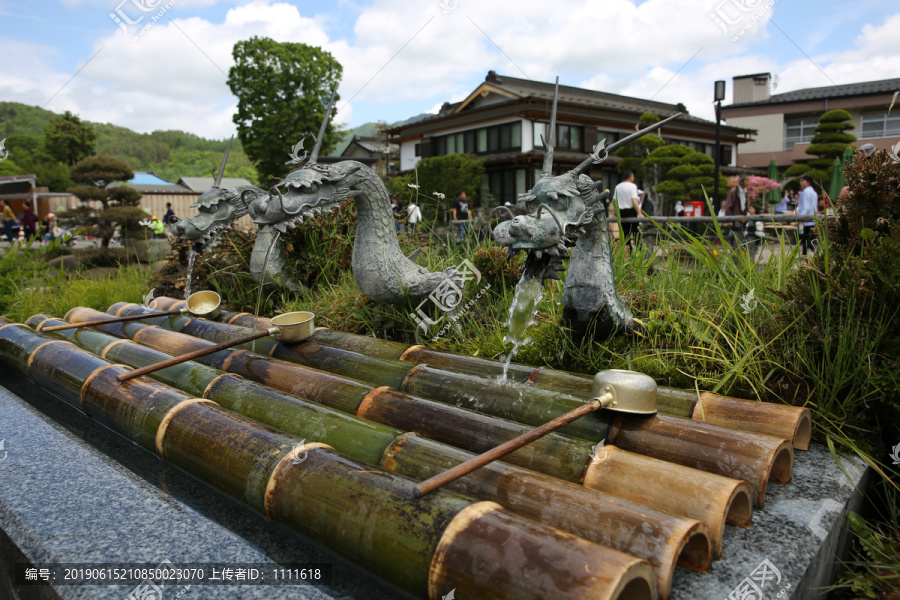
left=407, top=183, right=420, bottom=189
left=433, top=192, right=446, bottom=199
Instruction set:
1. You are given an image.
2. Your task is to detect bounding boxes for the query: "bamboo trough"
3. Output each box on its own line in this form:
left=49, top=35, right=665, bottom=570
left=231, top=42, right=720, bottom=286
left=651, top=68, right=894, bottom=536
left=16, top=297, right=813, bottom=598
left=1, top=318, right=657, bottom=600
left=98, top=302, right=793, bottom=509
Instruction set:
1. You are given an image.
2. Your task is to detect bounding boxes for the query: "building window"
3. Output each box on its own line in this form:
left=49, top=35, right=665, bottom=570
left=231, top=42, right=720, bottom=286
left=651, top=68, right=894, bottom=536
left=596, top=130, right=618, bottom=145
left=488, top=168, right=525, bottom=205
left=784, top=117, right=818, bottom=151
left=861, top=112, right=900, bottom=139
left=534, top=122, right=583, bottom=150
left=414, top=143, right=421, bottom=157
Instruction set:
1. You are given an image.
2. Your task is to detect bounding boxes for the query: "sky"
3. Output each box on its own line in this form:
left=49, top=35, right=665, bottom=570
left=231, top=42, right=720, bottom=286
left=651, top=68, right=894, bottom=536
left=1, top=0, right=898, bottom=140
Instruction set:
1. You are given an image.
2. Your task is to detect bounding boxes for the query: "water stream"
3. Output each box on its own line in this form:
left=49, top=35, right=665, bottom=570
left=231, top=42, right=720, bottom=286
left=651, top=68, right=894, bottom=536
left=251, top=230, right=281, bottom=351
left=184, top=248, right=197, bottom=299
left=499, top=275, right=544, bottom=383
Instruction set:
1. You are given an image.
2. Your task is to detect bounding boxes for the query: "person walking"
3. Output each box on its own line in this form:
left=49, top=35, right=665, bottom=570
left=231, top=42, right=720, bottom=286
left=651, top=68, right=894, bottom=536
left=723, top=174, right=750, bottom=251
left=796, top=174, right=818, bottom=256
left=407, top=201, right=423, bottom=234
left=391, top=197, right=403, bottom=233
left=452, top=191, right=470, bottom=240
left=1, top=200, right=19, bottom=243
left=150, top=216, right=165, bottom=239
left=612, top=170, right=641, bottom=251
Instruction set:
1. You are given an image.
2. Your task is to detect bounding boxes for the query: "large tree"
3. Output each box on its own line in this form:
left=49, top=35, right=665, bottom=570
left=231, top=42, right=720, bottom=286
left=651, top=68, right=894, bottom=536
left=44, top=110, right=96, bottom=166
left=67, top=156, right=143, bottom=248
left=387, top=153, right=486, bottom=222
left=227, top=37, right=343, bottom=186
left=614, top=112, right=666, bottom=193
left=645, top=144, right=728, bottom=210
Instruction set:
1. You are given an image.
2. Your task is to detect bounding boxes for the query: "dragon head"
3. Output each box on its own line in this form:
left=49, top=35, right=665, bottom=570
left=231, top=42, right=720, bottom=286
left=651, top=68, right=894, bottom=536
left=173, top=184, right=263, bottom=250
left=248, top=162, right=357, bottom=233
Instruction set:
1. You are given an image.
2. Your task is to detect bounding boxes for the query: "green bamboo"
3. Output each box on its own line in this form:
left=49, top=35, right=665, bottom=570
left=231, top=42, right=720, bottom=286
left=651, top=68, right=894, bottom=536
left=0, top=321, right=53, bottom=378
left=5, top=318, right=662, bottom=599
left=382, top=433, right=711, bottom=593
left=307, top=328, right=410, bottom=362
left=401, top=365, right=615, bottom=441
left=360, top=387, right=591, bottom=482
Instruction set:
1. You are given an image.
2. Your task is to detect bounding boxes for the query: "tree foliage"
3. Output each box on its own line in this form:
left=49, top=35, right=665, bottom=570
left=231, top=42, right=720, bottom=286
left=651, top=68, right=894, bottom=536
left=386, top=154, right=487, bottom=222
left=67, top=155, right=143, bottom=247
left=784, top=109, right=857, bottom=184
left=643, top=144, right=728, bottom=208
left=44, top=110, right=96, bottom=166
left=228, top=37, right=343, bottom=186
left=614, top=112, right=666, bottom=189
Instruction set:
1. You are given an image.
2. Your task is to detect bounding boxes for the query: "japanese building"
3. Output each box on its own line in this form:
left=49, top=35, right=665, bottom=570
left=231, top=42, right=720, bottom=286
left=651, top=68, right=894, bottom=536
left=722, top=73, right=900, bottom=170
left=386, top=70, right=753, bottom=205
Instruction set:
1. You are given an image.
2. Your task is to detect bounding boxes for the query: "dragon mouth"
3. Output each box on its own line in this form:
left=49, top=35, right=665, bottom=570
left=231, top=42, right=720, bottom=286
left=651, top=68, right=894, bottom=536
left=175, top=209, right=238, bottom=250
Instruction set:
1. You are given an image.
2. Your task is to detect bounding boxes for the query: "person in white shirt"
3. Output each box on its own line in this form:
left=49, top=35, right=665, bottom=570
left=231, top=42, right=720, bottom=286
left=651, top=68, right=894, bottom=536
left=796, top=174, right=819, bottom=255
left=407, top=201, right=423, bottom=234
left=612, top=170, right=642, bottom=250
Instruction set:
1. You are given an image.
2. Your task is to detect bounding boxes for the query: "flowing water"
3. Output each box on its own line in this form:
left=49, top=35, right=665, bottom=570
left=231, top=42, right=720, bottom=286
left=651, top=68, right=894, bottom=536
left=499, top=275, right=544, bottom=383
left=184, top=248, right=197, bottom=299
left=252, top=230, right=281, bottom=351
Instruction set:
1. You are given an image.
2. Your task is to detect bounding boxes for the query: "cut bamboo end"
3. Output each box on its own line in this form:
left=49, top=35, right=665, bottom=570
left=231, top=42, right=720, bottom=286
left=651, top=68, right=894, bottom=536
left=263, top=442, right=334, bottom=520
left=111, top=302, right=132, bottom=316
left=428, top=502, right=658, bottom=600
left=227, top=312, right=251, bottom=325
left=607, top=413, right=792, bottom=509
left=696, top=392, right=813, bottom=450
left=355, top=386, right=392, bottom=419
left=99, top=338, right=129, bottom=360
left=80, top=363, right=126, bottom=411
left=26, top=339, right=72, bottom=377
left=202, top=373, right=238, bottom=399
left=580, top=444, right=752, bottom=559
left=399, top=344, right=427, bottom=362
left=155, top=398, right=218, bottom=459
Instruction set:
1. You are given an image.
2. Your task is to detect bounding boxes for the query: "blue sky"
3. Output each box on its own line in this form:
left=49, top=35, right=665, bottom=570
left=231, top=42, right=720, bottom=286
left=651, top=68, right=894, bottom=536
left=1, top=0, right=897, bottom=139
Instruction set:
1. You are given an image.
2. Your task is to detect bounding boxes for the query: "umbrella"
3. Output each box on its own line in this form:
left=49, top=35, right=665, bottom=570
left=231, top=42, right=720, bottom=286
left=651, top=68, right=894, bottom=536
left=766, top=158, right=780, bottom=207
left=828, top=157, right=843, bottom=202
left=842, top=145, right=855, bottom=166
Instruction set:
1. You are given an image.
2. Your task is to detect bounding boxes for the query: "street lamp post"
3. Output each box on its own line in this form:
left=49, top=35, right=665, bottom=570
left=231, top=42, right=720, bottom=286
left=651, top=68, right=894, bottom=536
left=713, top=80, right=726, bottom=215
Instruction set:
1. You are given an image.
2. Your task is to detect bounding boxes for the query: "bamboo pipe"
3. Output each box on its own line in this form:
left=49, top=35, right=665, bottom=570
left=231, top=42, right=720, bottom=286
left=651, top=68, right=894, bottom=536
left=386, top=433, right=710, bottom=596
left=415, top=394, right=614, bottom=497
left=1, top=320, right=658, bottom=600
left=117, top=328, right=274, bottom=382
left=41, top=309, right=186, bottom=332
left=398, top=343, right=812, bottom=449
left=109, top=311, right=789, bottom=507
left=30, top=315, right=746, bottom=558
left=294, top=330, right=811, bottom=450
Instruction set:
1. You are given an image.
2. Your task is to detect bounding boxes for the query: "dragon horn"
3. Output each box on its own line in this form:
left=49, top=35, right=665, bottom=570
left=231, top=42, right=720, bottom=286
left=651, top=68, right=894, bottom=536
left=213, top=135, right=234, bottom=188
left=308, top=84, right=339, bottom=165
left=571, top=112, right=682, bottom=177
left=541, top=76, right=560, bottom=177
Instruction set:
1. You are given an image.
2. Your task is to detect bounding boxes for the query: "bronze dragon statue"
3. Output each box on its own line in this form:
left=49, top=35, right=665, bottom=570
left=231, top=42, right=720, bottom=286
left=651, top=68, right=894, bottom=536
left=174, top=90, right=459, bottom=304
left=492, top=78, right=679, bottom=338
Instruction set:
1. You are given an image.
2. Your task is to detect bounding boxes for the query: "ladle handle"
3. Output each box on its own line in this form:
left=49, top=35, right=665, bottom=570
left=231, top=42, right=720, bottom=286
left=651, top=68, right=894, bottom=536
left=116, top=328, right=275, bottom=383
left=414, top=393, right=614, bottom=498
left=42, top=310, right=183, bottom=332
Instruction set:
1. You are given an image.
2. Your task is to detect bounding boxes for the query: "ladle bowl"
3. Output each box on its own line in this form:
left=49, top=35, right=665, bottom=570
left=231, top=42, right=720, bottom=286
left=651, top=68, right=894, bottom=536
left=270, top=311, right=315, bottom=343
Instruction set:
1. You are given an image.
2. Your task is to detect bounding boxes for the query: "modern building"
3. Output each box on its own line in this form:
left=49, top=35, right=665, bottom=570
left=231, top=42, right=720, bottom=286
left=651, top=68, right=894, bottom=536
left=722, top=73, right=900, bottom=170
left=0, top=174, right=78, bottom=220
left=386, top=71, right=753, bottom=206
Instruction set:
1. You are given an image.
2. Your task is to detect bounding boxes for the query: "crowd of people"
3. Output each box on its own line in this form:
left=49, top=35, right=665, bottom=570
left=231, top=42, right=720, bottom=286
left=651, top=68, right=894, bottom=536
left=1, top=199, right=64, bottom=246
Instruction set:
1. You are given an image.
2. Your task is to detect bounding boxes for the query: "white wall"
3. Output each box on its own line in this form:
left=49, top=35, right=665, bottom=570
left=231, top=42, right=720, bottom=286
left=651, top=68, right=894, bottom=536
left=400, top=140, right=420, bottom=171
left=727, top=113, right=784, bottom=153
left=521, top=118, right=533, bottom=152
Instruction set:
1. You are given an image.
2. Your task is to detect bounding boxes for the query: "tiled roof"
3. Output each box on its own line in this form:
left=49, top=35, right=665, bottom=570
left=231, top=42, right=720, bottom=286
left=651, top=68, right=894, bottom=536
left=728, top=77, right=900, bottom=107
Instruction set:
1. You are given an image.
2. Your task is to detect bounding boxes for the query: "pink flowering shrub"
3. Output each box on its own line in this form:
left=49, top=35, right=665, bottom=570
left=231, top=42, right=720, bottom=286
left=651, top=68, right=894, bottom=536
left=727, top=175, right=780, bottom=200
